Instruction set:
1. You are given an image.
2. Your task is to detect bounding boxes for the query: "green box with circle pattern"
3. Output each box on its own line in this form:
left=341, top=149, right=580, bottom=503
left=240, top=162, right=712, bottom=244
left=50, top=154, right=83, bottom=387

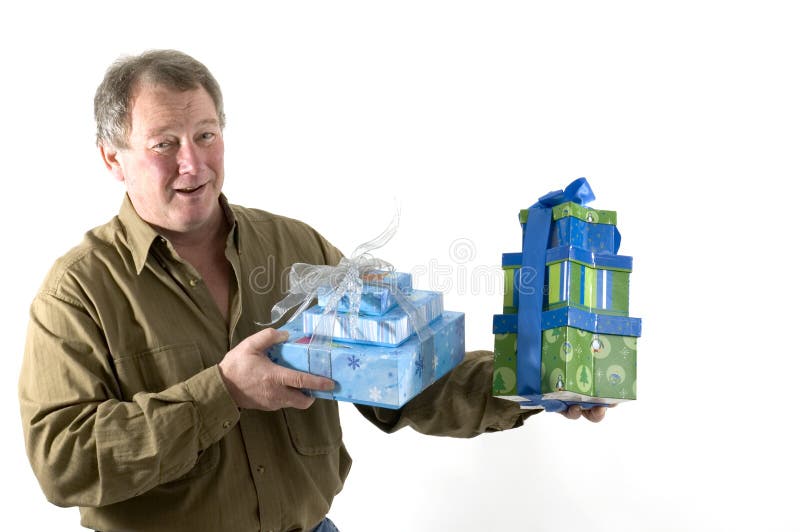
left=540, top=326, right=636, bottom=400
left=492, top=308, right=640, bottom=402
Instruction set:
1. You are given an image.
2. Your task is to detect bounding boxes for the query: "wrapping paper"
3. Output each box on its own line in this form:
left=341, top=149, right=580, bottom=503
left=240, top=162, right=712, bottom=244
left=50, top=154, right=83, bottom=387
left=492, top=178, right=642, bottom=412
left=270, top=311, right=465, bottom=409
left=317, top=271, right=413, bottom=316
left=303, top=289, right=443, bottom=347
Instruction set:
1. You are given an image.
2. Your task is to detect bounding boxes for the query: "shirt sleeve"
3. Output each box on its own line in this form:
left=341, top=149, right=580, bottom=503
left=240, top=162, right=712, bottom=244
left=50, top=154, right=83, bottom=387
left=18, top=290, right=241, bottom=508
left=355, top=349, right=539, bottom=438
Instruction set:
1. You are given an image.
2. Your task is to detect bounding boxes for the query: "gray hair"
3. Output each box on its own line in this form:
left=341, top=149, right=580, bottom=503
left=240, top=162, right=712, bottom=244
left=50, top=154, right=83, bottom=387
left=94, top=49, right=226, bottom=148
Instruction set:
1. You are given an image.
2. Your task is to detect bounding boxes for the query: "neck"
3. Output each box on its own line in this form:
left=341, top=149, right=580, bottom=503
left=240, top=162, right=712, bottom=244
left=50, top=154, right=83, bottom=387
left=158, top=206, right=228, bottom=253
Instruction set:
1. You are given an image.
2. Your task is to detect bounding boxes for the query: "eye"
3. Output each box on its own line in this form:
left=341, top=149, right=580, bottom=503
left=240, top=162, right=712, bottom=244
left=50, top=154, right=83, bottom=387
left=152, top=141, right=174, bottom=151
left=199, top=132, right=216, bottom=142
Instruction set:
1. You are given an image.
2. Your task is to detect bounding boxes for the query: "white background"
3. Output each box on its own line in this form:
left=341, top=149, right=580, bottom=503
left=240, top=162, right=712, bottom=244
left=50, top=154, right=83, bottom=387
left=2, top=1, right=798, bottom=531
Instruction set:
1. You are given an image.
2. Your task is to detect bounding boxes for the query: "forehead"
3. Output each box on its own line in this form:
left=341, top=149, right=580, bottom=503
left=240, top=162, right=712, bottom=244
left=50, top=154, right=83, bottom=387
left=128, top=83, right=218, bottom=135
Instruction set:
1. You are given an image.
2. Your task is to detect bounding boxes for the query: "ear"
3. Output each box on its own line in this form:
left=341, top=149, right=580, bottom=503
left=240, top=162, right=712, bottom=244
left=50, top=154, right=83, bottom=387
left=99, top=143, right=126, bottom=182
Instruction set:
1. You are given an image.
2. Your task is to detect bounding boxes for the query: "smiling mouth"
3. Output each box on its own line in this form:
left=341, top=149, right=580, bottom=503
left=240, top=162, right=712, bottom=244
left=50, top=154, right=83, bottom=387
left=175, top=183, right=206, bottom=195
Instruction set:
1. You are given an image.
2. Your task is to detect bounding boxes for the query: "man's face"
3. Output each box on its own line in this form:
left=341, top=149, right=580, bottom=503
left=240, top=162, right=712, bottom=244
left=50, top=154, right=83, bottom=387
left=104, top=83, right=225, bottom=237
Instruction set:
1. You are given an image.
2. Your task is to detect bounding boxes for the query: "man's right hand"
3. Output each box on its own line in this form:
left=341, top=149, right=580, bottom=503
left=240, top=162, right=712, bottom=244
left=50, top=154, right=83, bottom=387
left=218, top=328, right=335, bottom=411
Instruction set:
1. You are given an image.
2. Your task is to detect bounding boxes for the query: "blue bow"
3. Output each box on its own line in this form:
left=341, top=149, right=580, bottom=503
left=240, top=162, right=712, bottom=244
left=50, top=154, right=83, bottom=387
left=535, top=177, right=595, bottom=208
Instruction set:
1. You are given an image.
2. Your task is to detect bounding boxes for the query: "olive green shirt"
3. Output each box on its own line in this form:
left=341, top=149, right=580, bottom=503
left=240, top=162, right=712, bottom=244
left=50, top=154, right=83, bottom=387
left=19, top=195, right=534, bottom=532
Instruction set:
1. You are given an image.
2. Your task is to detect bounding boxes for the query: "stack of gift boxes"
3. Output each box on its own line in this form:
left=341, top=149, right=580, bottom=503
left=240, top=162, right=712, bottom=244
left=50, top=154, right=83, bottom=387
left=492, top=191, right=642, bottom=410
left=269, top=271, right=465, bottom=410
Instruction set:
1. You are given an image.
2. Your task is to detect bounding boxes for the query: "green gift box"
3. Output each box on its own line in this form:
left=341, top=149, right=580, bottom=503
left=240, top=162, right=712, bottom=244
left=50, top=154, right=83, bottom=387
left=540, top=326, right=637, bottom=401
left=502, top=247, right=632, bottom=316
left=492, top=331, right=518, bottom=396
left=492, top=309, right=640, bottom=403
left=551, top=201, right=617, bottom=224
left=519, top=201, right=617, bottom=225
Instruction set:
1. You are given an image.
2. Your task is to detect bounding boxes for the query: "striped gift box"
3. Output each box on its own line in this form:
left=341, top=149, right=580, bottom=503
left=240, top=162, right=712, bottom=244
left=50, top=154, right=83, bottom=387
left=501, top=254, right=520, bottom=314
left=502, top=247, right=632, bottom=316
left=303, top=289, right=444, bottom=347
left=544, top=246, right=631, bottom=316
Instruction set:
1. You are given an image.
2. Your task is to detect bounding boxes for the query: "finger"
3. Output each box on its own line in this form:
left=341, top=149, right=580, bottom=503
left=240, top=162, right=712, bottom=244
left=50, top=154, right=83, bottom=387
left=273, top=364, right=336, bottom=392
left=280, top=387, right=316, bottom=410
left=561, top=405, right=582, bottom=420
left=246, top=327, right=290, bottom=351
left=582, top=406, right=607, bottom=423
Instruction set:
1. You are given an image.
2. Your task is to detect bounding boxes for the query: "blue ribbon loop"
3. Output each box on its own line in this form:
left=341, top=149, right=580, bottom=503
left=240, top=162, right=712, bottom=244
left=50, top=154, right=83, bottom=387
left=516, top=177, right=595, bottom=399
left=535, top=177, right=595, bottom=208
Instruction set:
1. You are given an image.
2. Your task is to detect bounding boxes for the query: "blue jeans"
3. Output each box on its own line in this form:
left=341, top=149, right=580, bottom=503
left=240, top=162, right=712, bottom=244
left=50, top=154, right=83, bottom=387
left=312, top=517, right=340, bottom=532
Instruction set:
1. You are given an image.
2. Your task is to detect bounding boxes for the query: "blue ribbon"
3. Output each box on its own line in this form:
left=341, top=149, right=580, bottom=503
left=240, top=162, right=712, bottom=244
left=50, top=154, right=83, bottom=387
left=516, top=177, right=595, bottom=398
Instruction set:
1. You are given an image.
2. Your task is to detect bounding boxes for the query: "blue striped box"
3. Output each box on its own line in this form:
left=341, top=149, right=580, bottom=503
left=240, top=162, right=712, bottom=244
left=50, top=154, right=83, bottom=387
left=303, top=289, right=443, bottom=347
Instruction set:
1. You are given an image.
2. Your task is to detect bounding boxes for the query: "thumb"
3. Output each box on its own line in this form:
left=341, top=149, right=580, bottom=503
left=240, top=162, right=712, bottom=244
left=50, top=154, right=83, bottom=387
left=246, top=327, right=290, bottom=352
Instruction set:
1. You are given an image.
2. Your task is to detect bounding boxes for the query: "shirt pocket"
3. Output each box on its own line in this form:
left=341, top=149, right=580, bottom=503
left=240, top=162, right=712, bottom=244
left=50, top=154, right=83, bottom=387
left=282, top=400, right=343, bottom=456
left=113, top=343, right=205, bottom=400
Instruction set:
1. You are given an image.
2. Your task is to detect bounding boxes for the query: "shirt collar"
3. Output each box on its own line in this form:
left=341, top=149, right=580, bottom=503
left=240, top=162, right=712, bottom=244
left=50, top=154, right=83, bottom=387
left=118, top=193, right=240, bottom=275
left=220, top=194, right=241, bottom=255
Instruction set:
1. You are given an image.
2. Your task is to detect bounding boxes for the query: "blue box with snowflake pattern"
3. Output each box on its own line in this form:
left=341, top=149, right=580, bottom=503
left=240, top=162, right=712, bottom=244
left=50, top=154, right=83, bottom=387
left=268, top=311, right=465, bottom=409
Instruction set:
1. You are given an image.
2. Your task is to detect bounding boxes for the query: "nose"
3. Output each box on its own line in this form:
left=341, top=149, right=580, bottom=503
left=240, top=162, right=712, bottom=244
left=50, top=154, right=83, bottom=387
left=177, top=142, right=200, bottom=175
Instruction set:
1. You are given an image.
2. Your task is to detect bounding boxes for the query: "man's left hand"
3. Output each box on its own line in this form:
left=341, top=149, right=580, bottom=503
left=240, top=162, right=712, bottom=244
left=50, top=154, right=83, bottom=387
left=561, top=405, right=607, bottom=423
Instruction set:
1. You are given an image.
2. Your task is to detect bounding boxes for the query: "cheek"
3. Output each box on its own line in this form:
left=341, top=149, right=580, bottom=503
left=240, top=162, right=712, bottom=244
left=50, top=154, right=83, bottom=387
left=138, top=157, right=178, bottom=186
left=209, top=140, right=225, bottom=170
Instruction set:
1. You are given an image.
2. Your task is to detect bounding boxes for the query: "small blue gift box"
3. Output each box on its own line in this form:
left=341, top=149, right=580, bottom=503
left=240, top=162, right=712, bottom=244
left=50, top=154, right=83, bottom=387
left=317, top=271, right=413, bottom=316
left=548, top=217, right=619, bottom=255
left=303, top=289, right=443, bottom=347
left=269, top=311, right=466, bottom=409
left=519, top=204, right=621, bottom=255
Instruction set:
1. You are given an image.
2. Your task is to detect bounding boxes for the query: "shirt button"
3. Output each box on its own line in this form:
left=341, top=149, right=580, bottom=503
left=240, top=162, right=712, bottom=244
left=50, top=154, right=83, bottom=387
left=222, top=420, right=231, bottom=429
left=189, top=278, right=199, bottom=287
left=256, top=465, right=265, bottom=474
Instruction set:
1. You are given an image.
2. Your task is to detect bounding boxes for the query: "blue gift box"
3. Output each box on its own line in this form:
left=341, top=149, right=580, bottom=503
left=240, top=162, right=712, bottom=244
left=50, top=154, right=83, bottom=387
left=493, top=308, right=641, bottom=338
left=269, top=310, right=466, bottom=409
left=548, top=217, right=620, bottom=255
left=303, top=289, right=444, bottom=347
left=317, top=271, right=413, bottom=316
left=519, top=207, right=621, bottom=255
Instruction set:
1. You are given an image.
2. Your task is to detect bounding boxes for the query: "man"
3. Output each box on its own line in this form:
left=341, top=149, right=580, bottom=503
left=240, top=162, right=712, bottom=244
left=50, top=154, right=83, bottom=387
left=19, top=50, right=605, bottom=532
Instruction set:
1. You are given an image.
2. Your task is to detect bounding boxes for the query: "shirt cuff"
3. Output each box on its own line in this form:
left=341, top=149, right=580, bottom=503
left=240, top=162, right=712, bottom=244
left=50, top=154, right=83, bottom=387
left=184, top=366, right=241, bottom=449
left=480, top=395, right=541, bottom=433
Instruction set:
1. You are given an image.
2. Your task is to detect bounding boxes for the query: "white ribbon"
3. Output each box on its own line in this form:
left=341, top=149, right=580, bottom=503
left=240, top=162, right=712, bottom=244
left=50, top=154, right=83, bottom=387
left=260, top=208, right=433, bottom=376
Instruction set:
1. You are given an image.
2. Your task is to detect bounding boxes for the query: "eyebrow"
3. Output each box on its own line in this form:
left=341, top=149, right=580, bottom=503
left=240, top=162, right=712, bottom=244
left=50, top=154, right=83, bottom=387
left=144, top=118, right=220, bottom=137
